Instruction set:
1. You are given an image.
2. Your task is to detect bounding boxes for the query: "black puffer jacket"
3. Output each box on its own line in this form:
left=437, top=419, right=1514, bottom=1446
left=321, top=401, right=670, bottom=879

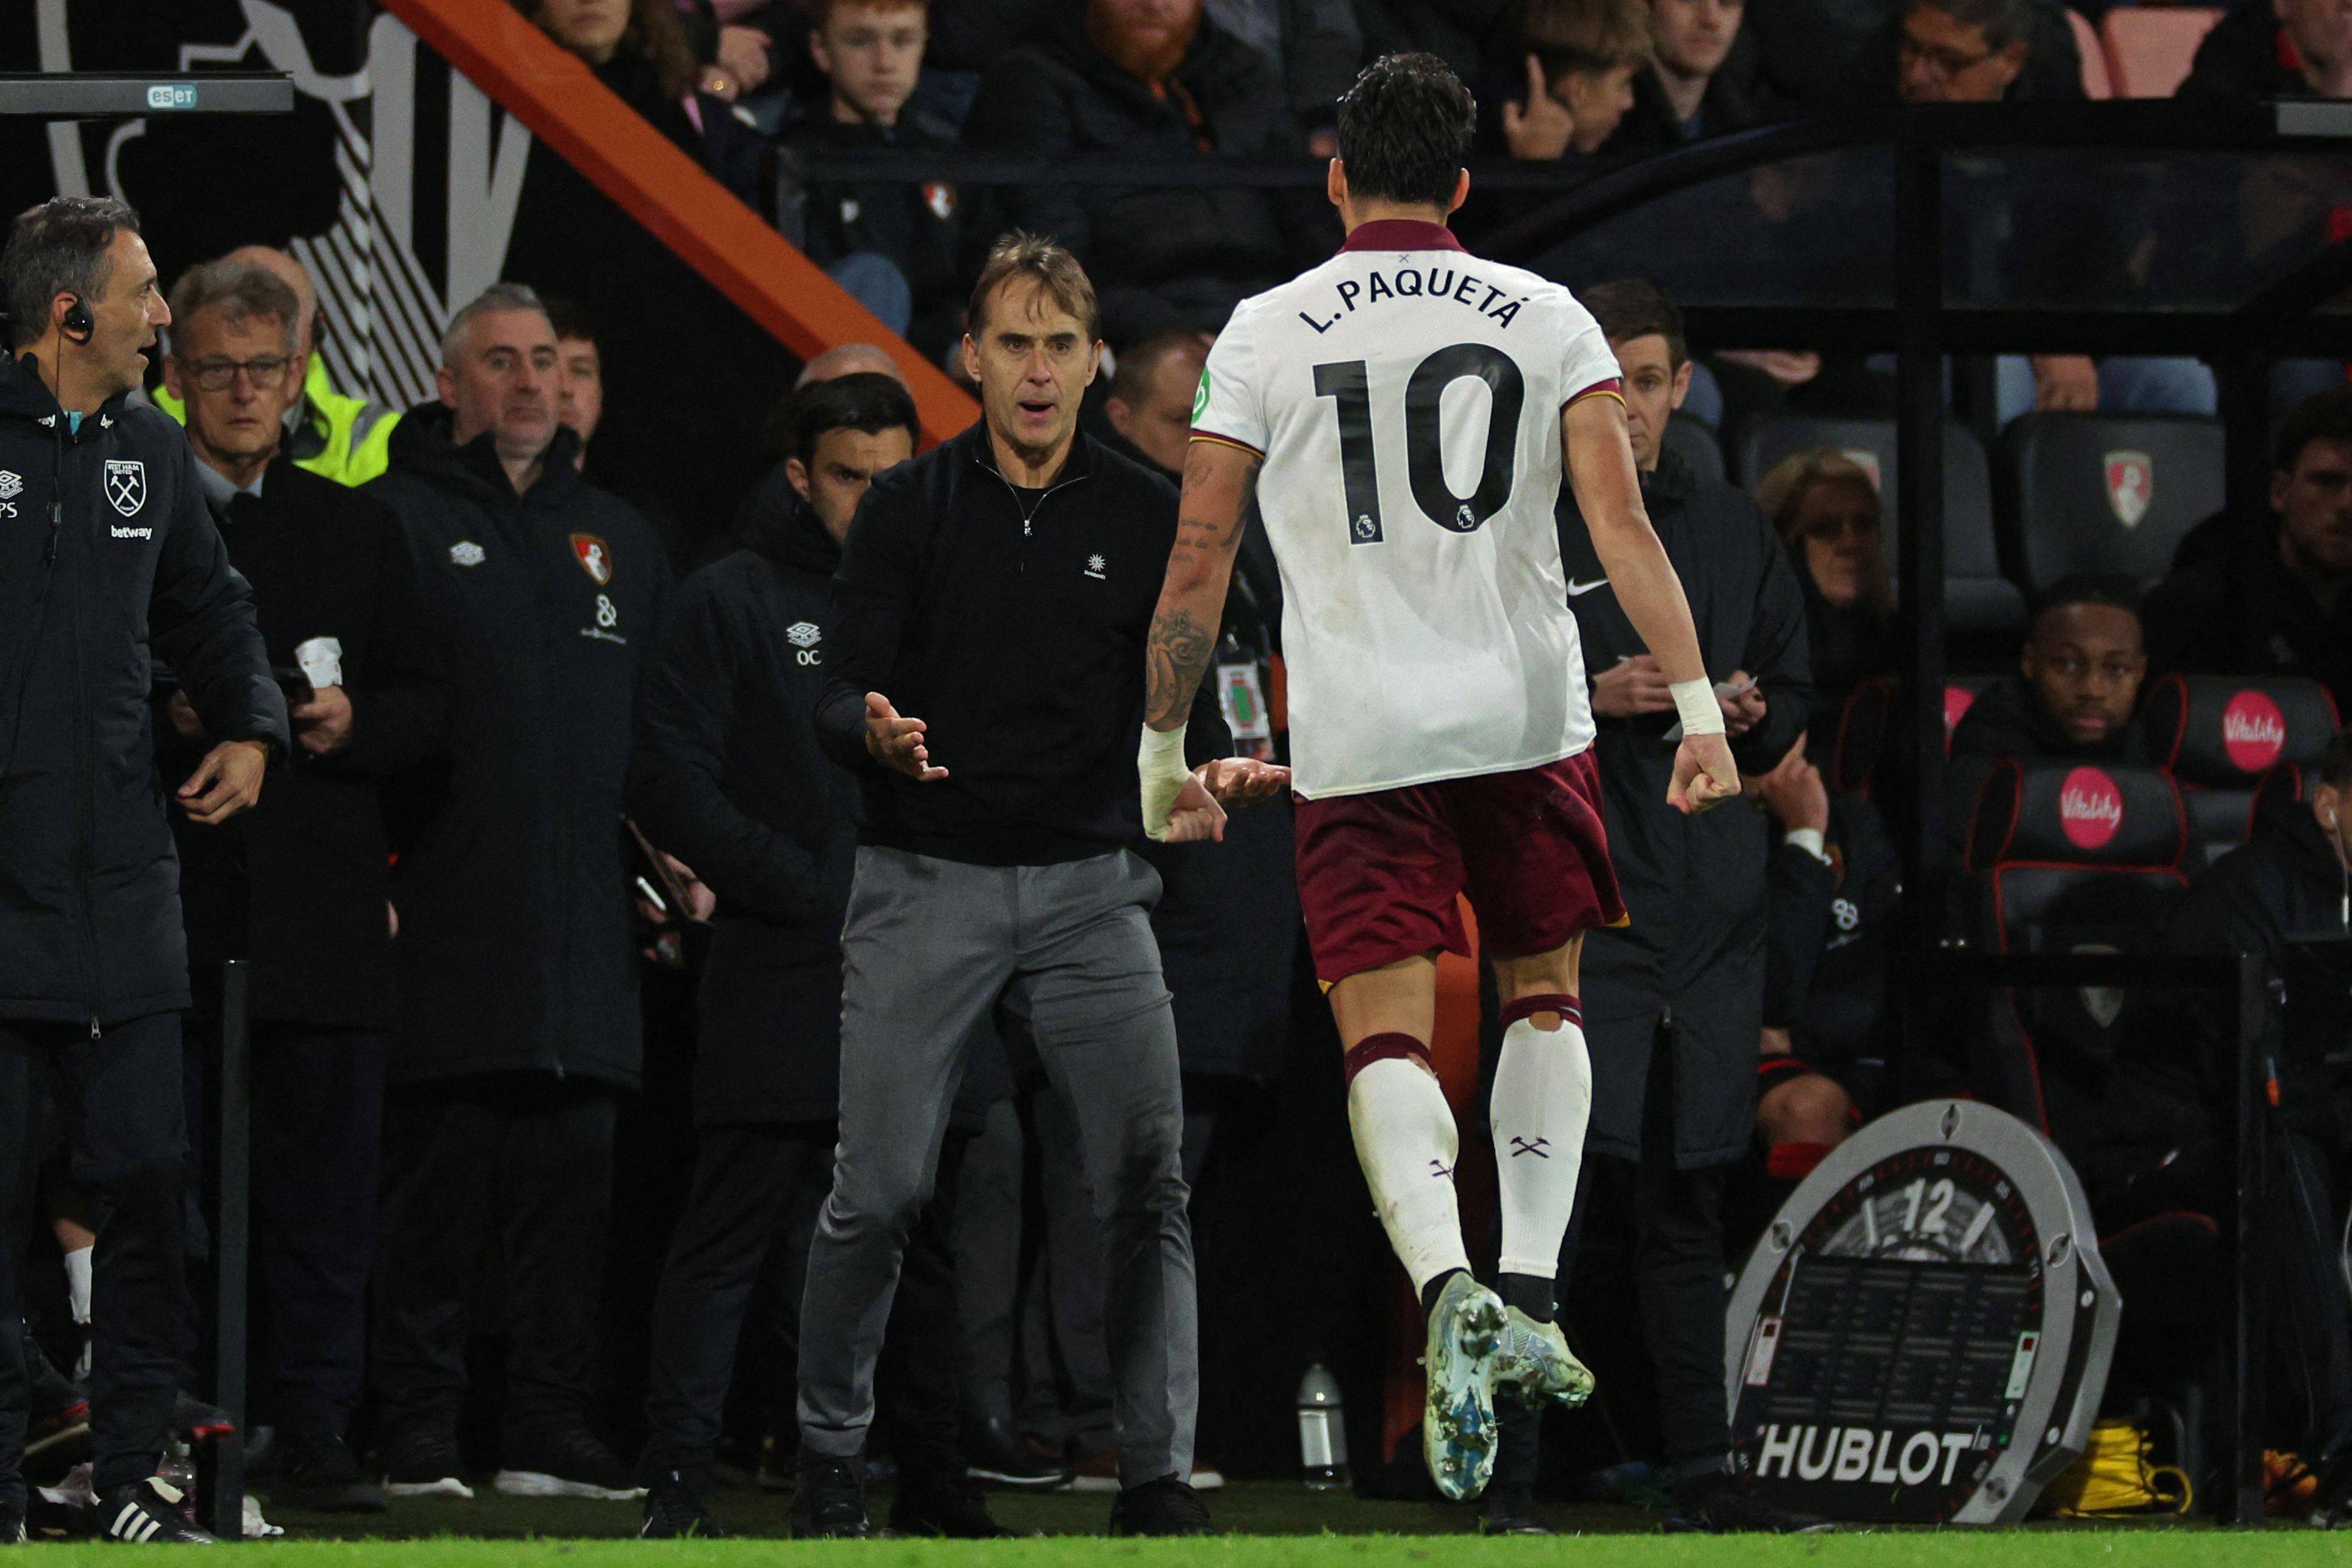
left=369, top=408, right=670, bottom=1088
left=1559, top=451, right=1811, bottom=1167
left=961, top=11, right=1333, bottom=334
left=627, top=480, right=858, bottom=1126
left=0, top=352, right=286, bottom=1027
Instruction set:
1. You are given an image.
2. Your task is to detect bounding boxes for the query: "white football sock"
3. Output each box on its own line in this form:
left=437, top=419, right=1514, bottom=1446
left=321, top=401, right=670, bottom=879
left=1490, top=995, right=1591, bottom=1281
left=64, top=1244, right=92, bottom=1325
left=1345, top=1035, right=1471, bottom=1299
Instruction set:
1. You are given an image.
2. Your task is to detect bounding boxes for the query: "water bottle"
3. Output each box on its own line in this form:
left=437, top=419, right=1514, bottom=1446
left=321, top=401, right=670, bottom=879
left=1297, top=1363, right=1349, bottom=1491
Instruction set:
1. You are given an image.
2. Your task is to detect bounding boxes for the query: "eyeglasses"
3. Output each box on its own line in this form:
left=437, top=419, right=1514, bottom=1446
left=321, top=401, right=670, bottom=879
left=1897, top=31, right=1995, bottom=79
left=181, top=354, right=293, bottom=392
left=1799, top=510, right=1882, bottom=542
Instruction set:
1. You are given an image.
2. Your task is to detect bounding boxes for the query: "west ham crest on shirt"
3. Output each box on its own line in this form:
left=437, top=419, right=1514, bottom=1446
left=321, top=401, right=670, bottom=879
left=571, top=532, right=613, bottom=585
left=103, top=460, right=145, bottom=516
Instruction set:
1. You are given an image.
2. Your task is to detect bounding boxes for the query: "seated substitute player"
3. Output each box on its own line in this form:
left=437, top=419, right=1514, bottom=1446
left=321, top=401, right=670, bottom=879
left=1138, top=52, right=1740, bottom=1504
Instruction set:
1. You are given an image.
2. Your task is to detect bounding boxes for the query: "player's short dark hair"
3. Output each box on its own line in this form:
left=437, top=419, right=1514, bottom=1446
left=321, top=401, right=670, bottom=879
left=786, top=371, right=919, bottom=468
left=809, top=0, right=928, bottom=26
left=2275, top=388, right=2352, bottom=475
left=2323, top=727, right=2352, bottom=793
left=1110, top=329, right=1205, bottom=408
left=1582, top=279, right=1686, bottom=369
left=1905, top=0, right=2033, bottom=53
left=1, top=196, right=141, bottom=351
left=1335, top=54, right=1476, bottom=211
left=2031, top=573, right=2142, bottom=629
left=969, top=231, right=1100, bottom=343
left=543, top=295, right=599, bottom=351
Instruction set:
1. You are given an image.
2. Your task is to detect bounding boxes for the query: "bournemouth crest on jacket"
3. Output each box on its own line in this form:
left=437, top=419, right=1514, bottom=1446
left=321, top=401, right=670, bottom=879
left=2220, top=688, right=2288, bottom=774
left=2104, top=451, right=2152, bottom=529
left=2058, top=766, right=2124, bottom=851
left=571, top=533, right=613, bottom=585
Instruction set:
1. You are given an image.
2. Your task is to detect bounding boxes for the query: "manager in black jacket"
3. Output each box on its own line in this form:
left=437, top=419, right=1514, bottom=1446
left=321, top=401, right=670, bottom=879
left=1549, top=281, right=1812, bottom=1534
left=791, top=237, right=1281, bottom=1539
left=627, top=374, right=1007, bottom=1540
left=367, top=284, right=671, bottom=1503
left=157, top=257, right=444, bottom=1512
left=0, top=198, right=287, bottom=1545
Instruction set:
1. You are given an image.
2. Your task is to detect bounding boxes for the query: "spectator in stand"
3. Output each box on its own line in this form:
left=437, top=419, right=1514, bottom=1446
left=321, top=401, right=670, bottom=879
left=548, top=297, right=605, bottom=465
left=2144, top=389, right=2352, bottom=713
left=153, top=245, right=403, bottom=488
left=1604, top=0, right=1766, bottom=156
left=627, top=373, right=1011, bottom=1539
left=795, top=342, right=906, bottom=390
left=1756, top=450, right=1894, bottom=755
left=1353, top=0, right=1515, bottom=89
left=158, top=258, right=445, bottom=1515
left=1103, top=329, right=1209, bottom=476
left=776, top=0, right=967, bottom=356
left=2180, top=0, right=2352, bottom=100
left=367, top=284, right=674, bottom=1504
left=1204, top=0, right=1365, bottom=153
left=962, top=0, right=1335, bottom=342
left=524, top=0, right=765, bottom=201
left=1892, top=0, right=2212, bottom=423
left=1493, top=0, right=1650, bottom=162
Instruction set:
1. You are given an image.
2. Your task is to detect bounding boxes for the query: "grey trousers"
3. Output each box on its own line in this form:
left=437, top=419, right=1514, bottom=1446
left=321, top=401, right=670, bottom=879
left=798, top=847, right=1199, bottom=1486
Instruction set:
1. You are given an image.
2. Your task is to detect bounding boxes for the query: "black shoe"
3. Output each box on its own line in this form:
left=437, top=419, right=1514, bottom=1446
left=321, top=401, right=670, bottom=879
left=1108, top=1474, right=1214, bottom=1536
left=1666, top=1474, right=1835, bottom=1534
left=381, top=1423, right=474, bottom=1500
left=0, top=1506, right=23, bottom=1544
left=1479, top=1396, right=1548, bottom=1534
left=171, top=1393, right=235, bottom=1443
left=268, top=1431, right=388, bottom=1514
left=639, top=1470, right=728, bottom=1539
left=495, top=1426, right=644, bottom=1500
left=97, top=1479, right=216, bottom=1544
left=890, top=1476, right=1022, bottom=1538
left=964, top=1414, right=1073, bottom=1491
left=792, top=1456, right=871, bottom=1538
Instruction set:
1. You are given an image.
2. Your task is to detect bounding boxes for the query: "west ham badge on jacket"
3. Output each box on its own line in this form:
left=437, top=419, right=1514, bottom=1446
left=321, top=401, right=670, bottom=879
left=571, top=532, right=614, bottom=585
left=103, top=459, right=146, bottom=516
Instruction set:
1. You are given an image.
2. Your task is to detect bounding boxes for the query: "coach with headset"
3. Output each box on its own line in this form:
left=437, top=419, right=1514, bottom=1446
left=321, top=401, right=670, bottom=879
left=0, top=195, right=286, bottom=1545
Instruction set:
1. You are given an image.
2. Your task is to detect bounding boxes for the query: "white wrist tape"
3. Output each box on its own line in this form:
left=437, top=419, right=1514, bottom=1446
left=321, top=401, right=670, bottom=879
left=1138, top=723, right=1191, bottom=841
left=1669, top=678, right=1726, bottom=737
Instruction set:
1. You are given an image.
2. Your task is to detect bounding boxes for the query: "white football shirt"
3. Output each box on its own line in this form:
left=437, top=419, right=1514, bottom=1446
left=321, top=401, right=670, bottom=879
left=1192, top=221, right=1622, bottom=799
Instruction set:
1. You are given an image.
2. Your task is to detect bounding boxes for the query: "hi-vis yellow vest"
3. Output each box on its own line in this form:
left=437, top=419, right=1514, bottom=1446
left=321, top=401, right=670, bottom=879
left=155, top=354, right=400, bottom=487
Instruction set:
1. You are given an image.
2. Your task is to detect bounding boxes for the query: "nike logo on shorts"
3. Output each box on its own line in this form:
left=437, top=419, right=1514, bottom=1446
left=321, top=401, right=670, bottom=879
left=1566, top=577, right=1610, bottom=597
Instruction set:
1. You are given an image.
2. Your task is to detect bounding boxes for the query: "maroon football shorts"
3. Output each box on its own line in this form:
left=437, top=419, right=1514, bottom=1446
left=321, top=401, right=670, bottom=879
left=1292, top=749, right=1626, bottom=985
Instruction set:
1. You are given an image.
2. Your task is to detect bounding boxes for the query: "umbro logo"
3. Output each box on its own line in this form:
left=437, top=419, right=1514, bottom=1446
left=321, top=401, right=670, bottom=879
left=788, top=619, right=823, bottom=666
left=0, top=471, right=21, bottom=501
left=449, top=541, right=485, bottom=567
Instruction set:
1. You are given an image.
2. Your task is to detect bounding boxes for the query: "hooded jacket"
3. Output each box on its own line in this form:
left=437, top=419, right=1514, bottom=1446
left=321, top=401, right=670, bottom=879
left=0, top=351, right=286, bottom=1027
left=369, top=407, right=670, bottom=1087
left=1558, top=449, right=1812, bottom=1166
left=626, top=475, right=858, bottom=1126
left=2144, top=520, right=2352, bottom=717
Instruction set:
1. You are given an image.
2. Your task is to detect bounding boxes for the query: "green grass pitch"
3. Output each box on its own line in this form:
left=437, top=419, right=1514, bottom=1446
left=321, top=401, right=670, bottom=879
left=30, top=1479, right=2352, bottom=1562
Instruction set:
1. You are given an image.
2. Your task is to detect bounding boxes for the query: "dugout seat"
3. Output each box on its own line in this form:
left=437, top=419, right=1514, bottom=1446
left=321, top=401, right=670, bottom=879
left=2101, top=7, right=2222, bottom=98
left=1995, top=412, right=2224, bottom=595
left=2071, top=8, right=2115, bottom=98
left=2142, top=673, right=2342, bottom=867
left=1963, top=760, right=2189, bottom=1128
left=1738, top=415, right=2026, bottom=638
left=1826, top=674, right=1995, bottom=797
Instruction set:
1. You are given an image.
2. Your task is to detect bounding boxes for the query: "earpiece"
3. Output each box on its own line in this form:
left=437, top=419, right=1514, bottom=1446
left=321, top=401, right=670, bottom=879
left=60, top=296, right=92, bottom=344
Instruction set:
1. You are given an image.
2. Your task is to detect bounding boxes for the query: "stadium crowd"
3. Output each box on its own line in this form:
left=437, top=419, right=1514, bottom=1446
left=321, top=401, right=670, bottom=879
left=1, top=0, right=2351, bottom=1544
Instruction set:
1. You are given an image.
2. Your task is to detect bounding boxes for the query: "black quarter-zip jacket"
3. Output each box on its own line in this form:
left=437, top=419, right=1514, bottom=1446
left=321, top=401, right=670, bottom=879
left=0, top=351, right=288, bottom=1027
left=817, top=423, right=1228, bottom=866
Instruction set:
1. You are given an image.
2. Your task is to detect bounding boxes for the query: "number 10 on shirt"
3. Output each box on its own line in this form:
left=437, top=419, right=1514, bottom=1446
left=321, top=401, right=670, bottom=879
left=1313, top=343, right=1526, bottom=546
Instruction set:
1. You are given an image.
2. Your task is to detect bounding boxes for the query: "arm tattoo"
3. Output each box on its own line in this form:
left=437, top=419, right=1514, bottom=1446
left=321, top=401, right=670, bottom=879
left=1144, top=606, right=1217, bottom=730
